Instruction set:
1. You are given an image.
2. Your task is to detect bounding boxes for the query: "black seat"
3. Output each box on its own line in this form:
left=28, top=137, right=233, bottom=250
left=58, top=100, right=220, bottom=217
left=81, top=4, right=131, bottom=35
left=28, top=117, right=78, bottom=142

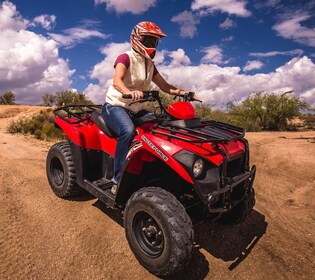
left=91, top=111, right=116, bottom=138
left=133, top=114, right=157, bottom=127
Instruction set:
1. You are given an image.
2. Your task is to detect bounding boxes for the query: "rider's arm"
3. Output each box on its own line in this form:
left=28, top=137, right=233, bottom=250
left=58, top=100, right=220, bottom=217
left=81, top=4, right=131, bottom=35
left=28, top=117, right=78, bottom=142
left=152, top=73, right=186, bottom=95
left=113, top=63, right=143, bottom=100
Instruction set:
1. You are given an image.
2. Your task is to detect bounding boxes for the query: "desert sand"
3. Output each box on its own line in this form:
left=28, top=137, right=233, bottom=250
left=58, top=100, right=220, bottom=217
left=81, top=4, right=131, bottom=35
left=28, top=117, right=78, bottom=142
left=0, top=105, right=314, bottom=279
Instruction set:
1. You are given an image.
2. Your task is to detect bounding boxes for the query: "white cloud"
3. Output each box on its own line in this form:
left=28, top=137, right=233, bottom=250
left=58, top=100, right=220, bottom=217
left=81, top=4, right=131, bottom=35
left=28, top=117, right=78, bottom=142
left=222, top=36, right=234, bottom=42
left=243, top=60, right=264, bottom=71
left=0, top=1, right=74, bottom=104
left=95, top=0, right=156, bottom=14
left=250, top=49, right=304, bottom=57
left=191, top=0, right=251, bottom=17
left=85, top=41, right=315, bottom=109
left=168, top=49, right=191, bottom=66
left=49, top=27, right=109, bottom=48
left=0, top=1, right=28, bottom=31
left=171, top=11, right=199, bottom=38
left=85, top=42, right=130, bottom=103
left=158, top=56, right=315, bottom=108
left=201, top=45, right=225, bottom=64
left=220, top=18, right=236, bottom=29
left=273, top=12, right=315, bottom=47
left=31, top=14, right=56, bottom=30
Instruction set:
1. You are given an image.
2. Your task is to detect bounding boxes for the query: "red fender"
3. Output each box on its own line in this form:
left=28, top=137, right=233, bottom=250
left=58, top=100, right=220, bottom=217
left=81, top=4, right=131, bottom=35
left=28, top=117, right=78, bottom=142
left=125, top=133, right=194, bottom=184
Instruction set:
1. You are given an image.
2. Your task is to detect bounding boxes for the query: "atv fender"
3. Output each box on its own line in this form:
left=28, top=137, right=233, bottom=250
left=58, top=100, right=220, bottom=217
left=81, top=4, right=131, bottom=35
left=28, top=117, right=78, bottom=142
left=54, top=117, right=116, bottom=153
left=124, top=134, right=194, bottom=185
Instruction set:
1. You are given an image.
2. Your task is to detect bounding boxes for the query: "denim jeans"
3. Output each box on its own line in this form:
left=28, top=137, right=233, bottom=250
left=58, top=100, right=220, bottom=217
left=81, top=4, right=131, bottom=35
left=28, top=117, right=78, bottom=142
left=101, top=103, right=151, bottom=183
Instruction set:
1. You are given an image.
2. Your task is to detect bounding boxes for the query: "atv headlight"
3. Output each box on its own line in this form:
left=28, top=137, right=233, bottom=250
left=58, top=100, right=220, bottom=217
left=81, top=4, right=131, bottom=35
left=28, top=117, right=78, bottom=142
left=193, top=159, right=204, bottom=178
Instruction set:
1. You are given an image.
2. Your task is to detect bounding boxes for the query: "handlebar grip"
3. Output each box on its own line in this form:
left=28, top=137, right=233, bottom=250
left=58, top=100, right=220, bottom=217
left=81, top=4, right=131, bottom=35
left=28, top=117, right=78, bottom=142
left=122, top=94, right=132, bottom=99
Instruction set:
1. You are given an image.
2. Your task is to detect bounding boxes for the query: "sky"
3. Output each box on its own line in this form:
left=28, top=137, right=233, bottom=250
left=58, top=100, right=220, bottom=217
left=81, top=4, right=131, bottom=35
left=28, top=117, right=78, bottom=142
left=0, top=0, right=315, bottom=108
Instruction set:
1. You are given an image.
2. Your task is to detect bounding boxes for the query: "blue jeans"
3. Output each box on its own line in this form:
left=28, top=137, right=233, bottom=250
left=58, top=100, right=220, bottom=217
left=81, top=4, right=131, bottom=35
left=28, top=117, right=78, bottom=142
left=101, top=103, right=151, bottom=183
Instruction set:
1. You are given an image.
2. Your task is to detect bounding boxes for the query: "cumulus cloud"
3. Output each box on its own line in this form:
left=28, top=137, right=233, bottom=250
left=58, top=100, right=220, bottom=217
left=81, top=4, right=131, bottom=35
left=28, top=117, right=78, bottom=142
left=201, top=45, right=225, bottom=64
left=0, top=0, right=28, bottom=31
left=94, top=0, right=156, bottom=14
left=0, top=1, right=74, bottom=104
left=49, top=27, right=110, bottom=48
left=250, top=49, right=304, bottom=57
left=168, top=49, right=191, bottom=66
left=158, top=56, right=315, bottom=108
left=191, top=0, right=251, bottom=17
left=31, top=14, right=56, bottom=30
left=171, top=11, right=199, bottom=38
left=273, top=12, right=315, bottom=47
left=243, top=60, right=264, bottom=71
left=85, top=42, right=130, bottom=102
left=85, top=41, right=315, bottom=109
left=220, top=18, right=236, bottom=29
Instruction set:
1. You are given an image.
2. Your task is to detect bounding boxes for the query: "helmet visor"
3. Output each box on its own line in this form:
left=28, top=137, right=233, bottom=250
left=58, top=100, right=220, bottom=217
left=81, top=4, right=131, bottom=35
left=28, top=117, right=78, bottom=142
left=141, top=36, right=159, bottom=48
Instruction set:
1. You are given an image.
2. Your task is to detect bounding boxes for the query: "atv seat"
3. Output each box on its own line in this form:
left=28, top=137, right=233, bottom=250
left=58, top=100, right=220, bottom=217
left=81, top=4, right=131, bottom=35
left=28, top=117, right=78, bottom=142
left=91, top=111, right=116, bottom=138
left=133, top=113, right=157, bottom=127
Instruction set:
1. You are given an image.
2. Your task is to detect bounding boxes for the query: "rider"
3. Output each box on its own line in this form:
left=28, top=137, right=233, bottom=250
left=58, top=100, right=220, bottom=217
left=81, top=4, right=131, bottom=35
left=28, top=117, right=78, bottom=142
left=102, top=21, right=187, bottom=194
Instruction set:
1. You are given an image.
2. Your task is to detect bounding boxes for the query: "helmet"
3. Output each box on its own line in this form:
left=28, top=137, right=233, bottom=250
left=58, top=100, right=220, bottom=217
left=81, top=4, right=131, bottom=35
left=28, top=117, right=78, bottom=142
left=131, top=21, right=166, bottom=60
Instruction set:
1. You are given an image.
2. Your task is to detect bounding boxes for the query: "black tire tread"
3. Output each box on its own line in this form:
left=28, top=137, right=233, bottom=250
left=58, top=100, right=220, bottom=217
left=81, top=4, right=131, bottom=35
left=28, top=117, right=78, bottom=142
left=46, top=141, right=81, bottom=198
left=124, top=187, right=194, bottom=276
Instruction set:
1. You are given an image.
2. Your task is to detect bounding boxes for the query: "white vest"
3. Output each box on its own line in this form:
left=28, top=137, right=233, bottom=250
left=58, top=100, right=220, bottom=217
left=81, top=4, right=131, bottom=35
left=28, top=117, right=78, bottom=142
left=106, top=50, right=155, bottom=113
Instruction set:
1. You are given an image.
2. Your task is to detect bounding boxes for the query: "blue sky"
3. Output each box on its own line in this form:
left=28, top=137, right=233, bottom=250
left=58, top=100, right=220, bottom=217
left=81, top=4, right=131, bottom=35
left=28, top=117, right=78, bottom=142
left=1, top=0, right=315, bottom=108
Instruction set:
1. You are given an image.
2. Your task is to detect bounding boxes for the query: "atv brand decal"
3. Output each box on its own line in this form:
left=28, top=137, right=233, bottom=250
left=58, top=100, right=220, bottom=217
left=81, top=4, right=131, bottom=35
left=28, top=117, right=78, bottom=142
left=141, top=136, right=168, bottom=161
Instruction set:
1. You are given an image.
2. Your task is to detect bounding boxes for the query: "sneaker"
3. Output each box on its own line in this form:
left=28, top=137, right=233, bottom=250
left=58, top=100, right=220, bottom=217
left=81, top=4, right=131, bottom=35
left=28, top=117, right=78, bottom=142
left=111, top=184, right=117, bottom=195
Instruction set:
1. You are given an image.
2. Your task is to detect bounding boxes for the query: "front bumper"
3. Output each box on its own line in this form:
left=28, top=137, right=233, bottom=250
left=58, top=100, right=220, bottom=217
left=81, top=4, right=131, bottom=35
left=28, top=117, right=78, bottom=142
left=207, top=165, right=256, bottom=213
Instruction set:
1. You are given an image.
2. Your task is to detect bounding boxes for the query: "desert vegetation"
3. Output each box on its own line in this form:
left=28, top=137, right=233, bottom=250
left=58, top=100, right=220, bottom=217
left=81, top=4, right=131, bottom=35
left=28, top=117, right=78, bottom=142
left=3, top=90, right=314, bottom=141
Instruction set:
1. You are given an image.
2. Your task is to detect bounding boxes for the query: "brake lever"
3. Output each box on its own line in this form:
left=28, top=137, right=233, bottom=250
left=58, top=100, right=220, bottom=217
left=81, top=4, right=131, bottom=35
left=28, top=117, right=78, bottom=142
left=129, top=97, right=155, bottom=106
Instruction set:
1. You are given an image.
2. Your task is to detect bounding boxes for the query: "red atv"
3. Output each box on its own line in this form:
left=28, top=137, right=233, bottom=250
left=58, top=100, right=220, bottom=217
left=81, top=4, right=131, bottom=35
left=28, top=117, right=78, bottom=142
left=46, top=91, right=256, bottom=276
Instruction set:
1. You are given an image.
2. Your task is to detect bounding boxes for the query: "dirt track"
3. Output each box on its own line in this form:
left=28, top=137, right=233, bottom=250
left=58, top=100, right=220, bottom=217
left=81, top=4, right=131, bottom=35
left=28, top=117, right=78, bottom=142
left=0, top=105, right=314, bottom=280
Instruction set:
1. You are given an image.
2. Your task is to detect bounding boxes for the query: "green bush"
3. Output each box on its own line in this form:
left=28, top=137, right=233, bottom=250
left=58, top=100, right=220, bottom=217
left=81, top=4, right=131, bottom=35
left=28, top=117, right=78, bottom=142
left=227, top=91, right=309, bottom=131
left=7, top=109, right=65, bottom=140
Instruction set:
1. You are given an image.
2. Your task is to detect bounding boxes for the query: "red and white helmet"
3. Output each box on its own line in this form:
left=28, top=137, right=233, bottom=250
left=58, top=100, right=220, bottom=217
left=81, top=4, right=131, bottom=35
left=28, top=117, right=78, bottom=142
left=131, top=21, right=166, bottom=60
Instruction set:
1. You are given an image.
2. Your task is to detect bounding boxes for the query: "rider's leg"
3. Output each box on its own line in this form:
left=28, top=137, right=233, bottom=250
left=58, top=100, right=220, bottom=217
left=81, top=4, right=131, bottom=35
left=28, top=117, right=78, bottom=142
left=102, top=104, right=135, bottom=189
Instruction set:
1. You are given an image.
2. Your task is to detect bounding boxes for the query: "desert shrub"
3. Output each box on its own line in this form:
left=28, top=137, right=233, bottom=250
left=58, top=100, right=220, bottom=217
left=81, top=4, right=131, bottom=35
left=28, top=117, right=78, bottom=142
left=0, top=91, right=15, bottom=105
left=300, top=114, right=315, bottom=130
left=7, top=119, right=23, bottom=133
left=227, top=91, right=309, bottom=131
left=7, top=109, right=65, bottom=140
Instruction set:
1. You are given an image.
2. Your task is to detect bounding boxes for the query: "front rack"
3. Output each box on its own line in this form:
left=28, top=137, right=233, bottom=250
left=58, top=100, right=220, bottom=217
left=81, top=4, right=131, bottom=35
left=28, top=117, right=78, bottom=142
left=53, top=105, right=102, bottom=124
left=150, top=120, right=245, bottom=144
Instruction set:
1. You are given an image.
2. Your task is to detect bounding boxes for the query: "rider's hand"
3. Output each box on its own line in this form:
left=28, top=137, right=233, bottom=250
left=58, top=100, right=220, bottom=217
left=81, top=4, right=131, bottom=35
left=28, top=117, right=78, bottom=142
left=127, top=90, right=143, bottom=101
left=191, top=93, right=202, bottom=102
left=176, top=89, right=186, bottom=96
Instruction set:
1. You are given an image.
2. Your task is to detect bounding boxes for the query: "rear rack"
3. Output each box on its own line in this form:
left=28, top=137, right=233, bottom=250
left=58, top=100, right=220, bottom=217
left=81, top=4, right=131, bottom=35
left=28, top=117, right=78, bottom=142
left=53, top=105, right=102, bottom=124
left=151, top=120, right=245, bottom=143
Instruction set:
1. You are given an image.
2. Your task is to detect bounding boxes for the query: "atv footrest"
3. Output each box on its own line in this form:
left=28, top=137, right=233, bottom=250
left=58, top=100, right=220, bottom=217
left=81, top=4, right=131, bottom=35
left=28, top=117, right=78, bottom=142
left=83, top=178, right=115, bottom=208
left=93, top=178, right=115, bottom=190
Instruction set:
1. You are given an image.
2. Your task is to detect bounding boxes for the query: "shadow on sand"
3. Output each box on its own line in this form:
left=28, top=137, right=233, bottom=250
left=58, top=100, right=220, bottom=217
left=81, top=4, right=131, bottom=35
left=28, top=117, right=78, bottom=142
left=92, top=200, right=268, bottom=280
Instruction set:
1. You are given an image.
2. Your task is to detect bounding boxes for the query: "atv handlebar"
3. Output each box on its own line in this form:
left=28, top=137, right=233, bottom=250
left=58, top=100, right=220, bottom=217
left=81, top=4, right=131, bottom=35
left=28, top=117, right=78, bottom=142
left=173, top=92, right=201, bottom=102
left=123, top=90, right=200, bottom=103
left=123, top=90, right=201, bottom=118
left=122, top=91, right=159, bottom=100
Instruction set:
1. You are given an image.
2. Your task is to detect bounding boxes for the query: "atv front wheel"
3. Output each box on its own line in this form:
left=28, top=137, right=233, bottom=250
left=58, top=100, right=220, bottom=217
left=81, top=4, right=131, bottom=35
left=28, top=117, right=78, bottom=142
left=46, top=141, right=81, bottom=198
left=219, top=188, right=255, bottom=225
left=124, top=187, right=194, bottom=276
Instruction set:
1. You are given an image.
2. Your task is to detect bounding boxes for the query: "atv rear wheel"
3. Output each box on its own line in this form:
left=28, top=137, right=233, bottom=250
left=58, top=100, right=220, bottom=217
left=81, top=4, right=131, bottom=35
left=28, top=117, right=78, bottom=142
left=219, top=188, right=255, bottom=225
left=46, top=141, right=81, bottom=198
left=124, top=187, right=194, bottom=276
